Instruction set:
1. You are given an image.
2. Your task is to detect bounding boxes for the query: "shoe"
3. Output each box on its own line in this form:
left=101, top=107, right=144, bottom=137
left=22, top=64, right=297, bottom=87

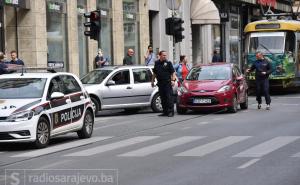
left=158, top=113, right=167, bottom=116
left=167, top=112, right=174, bottom=117
left=266, top=104, right=270, bottom=110
left=257, top=104, right=261, bottom=109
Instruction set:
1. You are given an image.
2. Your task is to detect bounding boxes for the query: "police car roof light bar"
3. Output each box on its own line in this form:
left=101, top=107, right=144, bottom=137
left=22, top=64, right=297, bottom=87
left=12, top=66, right=64, bottom=74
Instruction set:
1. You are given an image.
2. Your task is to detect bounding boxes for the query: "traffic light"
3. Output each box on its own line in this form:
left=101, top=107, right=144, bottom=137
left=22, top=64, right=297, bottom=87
left=165, top=17, right=185, bottom=43
left=84, top=10, right=101, bottom=40
left=173, top=18, right=184, bottom=43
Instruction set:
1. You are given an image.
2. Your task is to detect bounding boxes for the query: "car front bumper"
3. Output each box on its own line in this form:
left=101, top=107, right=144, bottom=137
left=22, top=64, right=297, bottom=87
left=0, top=117, right=39, bottom=143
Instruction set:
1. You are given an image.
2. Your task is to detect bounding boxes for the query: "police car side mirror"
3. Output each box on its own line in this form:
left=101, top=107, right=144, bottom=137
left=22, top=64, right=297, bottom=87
left=50, top=92, right=65, bottom=100
left=106, top=80, right=116, bottom=86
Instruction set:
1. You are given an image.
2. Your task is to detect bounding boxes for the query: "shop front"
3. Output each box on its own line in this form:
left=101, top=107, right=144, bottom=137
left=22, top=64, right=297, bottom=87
left=46, top=0, right=68, bottom=70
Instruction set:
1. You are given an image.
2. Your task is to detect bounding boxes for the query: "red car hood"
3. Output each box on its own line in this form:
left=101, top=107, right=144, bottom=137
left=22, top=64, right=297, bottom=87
left=183, top=80, right=231, bottom=91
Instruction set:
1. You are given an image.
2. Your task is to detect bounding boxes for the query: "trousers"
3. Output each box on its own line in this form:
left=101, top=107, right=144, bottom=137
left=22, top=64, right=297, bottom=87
left=255, top=79, right=271, bottom=105
left=158, top=83, right=174, bottom=114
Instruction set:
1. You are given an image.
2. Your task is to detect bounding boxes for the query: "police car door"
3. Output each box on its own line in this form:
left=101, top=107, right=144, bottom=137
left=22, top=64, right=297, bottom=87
left=60, top=75, right=85, bottom=128
left=47, top=76, right=73, bottom=136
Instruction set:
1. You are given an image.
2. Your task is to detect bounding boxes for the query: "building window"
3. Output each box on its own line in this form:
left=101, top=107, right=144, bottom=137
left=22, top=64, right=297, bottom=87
left=77, top=0, right=88, bottom=77
left=97, top=0, right=112, bottom=64
left=123, top=0, right=140, bottom=64
left=229, top=11, right=240, bottom=66
left=46, top=0, right=68, bottom=71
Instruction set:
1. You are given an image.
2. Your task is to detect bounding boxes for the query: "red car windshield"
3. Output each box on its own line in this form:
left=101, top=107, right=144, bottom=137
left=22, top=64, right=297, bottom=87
left=186, top=66, right=231, bottom=81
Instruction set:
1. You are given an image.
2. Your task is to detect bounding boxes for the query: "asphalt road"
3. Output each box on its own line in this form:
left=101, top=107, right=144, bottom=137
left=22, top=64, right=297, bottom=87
left=1, top=93, right=300, bottom=185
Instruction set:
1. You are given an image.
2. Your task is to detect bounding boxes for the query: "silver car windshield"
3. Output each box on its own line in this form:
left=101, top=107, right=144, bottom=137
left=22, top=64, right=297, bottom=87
left=0, top=78, right=47, bottom=99
left=81, top=69, right=113, bottom=84
left=186, top=66, right=231, bottom=80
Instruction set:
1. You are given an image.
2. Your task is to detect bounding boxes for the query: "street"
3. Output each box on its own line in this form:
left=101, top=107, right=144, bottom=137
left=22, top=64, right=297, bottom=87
left=1, top=93, right=300, bottom=185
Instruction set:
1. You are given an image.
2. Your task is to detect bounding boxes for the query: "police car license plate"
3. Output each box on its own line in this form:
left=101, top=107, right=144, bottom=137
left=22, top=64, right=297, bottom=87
left=193, top=98, right=211, bottom=104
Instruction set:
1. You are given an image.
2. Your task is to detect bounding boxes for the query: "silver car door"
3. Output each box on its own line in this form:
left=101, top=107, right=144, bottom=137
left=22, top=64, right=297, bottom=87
left=101, top=69, right=134, bottom=107
left=131, top=68, right=154, bottom=104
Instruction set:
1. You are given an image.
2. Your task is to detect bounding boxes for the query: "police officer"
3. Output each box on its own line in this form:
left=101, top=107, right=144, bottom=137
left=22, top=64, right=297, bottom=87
left=0, top=52, right=9, bottom=75
left=246, top=51, right=272, bottom=110
left=151, top=50, right=177, bottom=117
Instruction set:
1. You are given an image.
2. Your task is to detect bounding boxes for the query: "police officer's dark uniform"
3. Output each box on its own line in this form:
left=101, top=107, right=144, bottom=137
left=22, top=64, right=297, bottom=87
left=248, top=55, right=272, bottom=109
left=153, top=59, right=175, bottom=117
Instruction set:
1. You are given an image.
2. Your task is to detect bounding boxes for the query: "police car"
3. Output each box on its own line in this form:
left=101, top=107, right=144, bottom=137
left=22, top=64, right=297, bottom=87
left=0, top=69, right=95, bottom=148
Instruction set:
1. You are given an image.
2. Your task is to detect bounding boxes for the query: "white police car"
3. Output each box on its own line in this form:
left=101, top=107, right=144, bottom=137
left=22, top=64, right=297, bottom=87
left=0, top=70, right=95, bottom=148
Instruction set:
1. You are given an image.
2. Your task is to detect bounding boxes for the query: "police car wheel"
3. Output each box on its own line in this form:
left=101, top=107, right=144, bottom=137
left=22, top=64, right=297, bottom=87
left=34, top=117, right=50, bottom=148
left=77, top=110, right=94, bottom=139
left=228, top=96, right=238, bottom=113
left=151, top=93, right=163, bottom=113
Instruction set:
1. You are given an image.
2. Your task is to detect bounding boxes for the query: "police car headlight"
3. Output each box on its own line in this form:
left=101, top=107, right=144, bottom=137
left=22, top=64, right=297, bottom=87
left=7, top=110, right=34, bottom=122
left=217, top=85, right=231, bottom=93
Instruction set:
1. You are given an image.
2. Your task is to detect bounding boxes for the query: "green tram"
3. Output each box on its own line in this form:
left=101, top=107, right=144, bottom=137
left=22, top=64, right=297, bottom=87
left=244, top=19, right=300, bottom=88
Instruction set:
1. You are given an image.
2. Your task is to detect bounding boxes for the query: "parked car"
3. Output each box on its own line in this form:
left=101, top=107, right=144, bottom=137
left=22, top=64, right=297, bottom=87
left=0, top=71, right=95, bottom=148
left=81, top=66, right=169, bottom=113
left=176, top=63, right=248, bottom=114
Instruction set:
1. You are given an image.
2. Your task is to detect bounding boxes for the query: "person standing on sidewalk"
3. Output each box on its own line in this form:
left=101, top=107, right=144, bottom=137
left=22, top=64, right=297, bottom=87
left=0, top=52, right=9, bottom=75
left=144, top=45, right=156, bottom=66
left=9, top=50, right=24, bottom=66
left=174, top=55, right=191, bottom=83
left=246, top=51, right=272, bottom=110
left=151, top=51, right=177, bottom=117
left=123, top=48, right=135, bottom=65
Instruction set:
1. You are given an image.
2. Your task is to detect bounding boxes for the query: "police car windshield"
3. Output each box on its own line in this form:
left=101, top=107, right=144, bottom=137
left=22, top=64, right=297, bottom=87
left=186, top=66, right=230, bottom=80
left=81, top=69, right=113, bottom=84
left=0, top=78, right=47, bottom=99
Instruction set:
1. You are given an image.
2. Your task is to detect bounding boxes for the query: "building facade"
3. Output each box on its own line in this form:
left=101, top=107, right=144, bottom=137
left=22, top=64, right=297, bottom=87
left=148, top=0, right=292, bottom=69
left=0, top=0, right=149, bottom=77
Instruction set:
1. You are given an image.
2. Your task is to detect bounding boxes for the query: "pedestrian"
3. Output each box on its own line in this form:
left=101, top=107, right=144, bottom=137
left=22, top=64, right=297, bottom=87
left=144, top=45, right=156, bottom=66
left=151, top=50, right=177, bottom=117
left=246, top=51, right=272, bottom=110
left=0, top=52, right=9, bottom=75
left=94, top=49, right=108, bottom=68
left=123, top=48, right=135, bottom=65
left=212, top=49, right=222, bottom=63
left=174, top=55, right=191, bottom=83
left=9, top=50, right=24, bottom=65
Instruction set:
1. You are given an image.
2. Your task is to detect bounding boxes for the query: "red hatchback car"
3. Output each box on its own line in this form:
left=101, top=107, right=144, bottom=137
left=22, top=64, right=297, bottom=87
left=176, top=63, right=248, bottom=114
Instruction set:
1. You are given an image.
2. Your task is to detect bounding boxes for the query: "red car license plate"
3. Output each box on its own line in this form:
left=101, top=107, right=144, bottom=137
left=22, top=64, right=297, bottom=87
left=193, top=98, right=211, bottom=104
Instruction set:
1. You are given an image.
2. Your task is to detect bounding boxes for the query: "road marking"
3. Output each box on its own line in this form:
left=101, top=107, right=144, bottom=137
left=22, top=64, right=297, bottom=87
left=281, top=104, right=299, bottom=106
left=233, top=136, right=300, bottom=158
left=119, top=136, right=205, bottom=157
left=64, top=136, right=159, bottom=157
left=159, top=132, right=172, bottom=135
left=94, top=116, right=156, bottom=130
left=40, top=160, right=73, bottom=169
left=237, top=159, right=261, bottom=169
left=212, top=118, right=224, bottom=121
left=196, top=121, right=209, bottom=125
left=12, top=137, right=111, bottom=158
left=181, top=127, right=192, bottom=130
left=175, top=136, right=251, bottom=157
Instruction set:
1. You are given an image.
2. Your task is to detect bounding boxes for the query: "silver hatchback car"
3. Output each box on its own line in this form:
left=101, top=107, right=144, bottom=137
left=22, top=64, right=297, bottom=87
left=81, top=66, right=166, bottom=113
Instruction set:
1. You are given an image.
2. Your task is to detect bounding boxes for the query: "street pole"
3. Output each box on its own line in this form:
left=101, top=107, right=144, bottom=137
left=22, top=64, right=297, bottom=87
left=171, top=0, right=176, bottom=64
left=98, top=9, right=101, bottom=50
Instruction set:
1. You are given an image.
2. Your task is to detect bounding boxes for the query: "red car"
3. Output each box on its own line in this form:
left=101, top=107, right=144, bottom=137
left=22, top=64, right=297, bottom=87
left=176, top=63, right=248, bottom=114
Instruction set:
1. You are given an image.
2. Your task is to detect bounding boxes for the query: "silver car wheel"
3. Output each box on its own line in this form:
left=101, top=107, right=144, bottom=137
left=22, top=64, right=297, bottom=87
left=155, top=96, right=163, bottom=111
left=37, top=121, right=49, bottom=145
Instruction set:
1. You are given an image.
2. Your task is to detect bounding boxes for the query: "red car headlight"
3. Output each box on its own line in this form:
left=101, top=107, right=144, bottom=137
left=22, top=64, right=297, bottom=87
left=217, top=85, right=231, bottom=93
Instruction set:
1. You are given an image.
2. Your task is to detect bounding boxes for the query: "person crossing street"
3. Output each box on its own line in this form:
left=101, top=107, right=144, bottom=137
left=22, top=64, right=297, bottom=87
left=246, top=51, right=272, bottom=110
left=151, top=51, right=177, bottom=117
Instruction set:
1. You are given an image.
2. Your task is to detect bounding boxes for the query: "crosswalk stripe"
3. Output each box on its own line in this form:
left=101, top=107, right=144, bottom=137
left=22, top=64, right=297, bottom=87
left=175, top=136, right=251, bottom=157
left=233, top=136, right=300, bottom=158
left=12, top=137, right=111, bottom=158
left=64, top=136, right=160, bottom=157
left=119, top=136, right=205, bottom=157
